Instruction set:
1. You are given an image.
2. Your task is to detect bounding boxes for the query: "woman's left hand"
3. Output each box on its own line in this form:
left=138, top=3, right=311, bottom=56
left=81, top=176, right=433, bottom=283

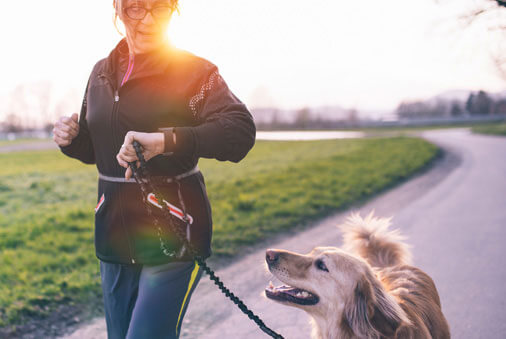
left=116, top=131, right=165, bottom=180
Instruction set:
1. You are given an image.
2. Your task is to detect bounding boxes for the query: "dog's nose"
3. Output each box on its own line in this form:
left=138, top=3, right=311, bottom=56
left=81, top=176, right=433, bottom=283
left=266, top=250, right=279, bottom=265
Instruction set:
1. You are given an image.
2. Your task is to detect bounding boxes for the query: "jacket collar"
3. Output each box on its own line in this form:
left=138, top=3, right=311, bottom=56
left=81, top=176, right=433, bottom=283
left=102, top=37, right=178, bottom=83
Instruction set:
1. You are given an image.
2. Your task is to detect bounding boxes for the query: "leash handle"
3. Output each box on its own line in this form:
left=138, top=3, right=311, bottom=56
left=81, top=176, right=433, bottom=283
left=127, top=140, right=145, bottom=176
left=132, top=141, right=145, bottom=164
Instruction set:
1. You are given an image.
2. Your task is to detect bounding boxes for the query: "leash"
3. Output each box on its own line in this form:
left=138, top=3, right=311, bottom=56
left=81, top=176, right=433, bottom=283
left=128, top=140, right=284, bottom=339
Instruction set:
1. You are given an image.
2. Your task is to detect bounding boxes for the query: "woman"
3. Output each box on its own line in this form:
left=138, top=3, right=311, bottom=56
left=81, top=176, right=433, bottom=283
left=52, top=0, right=256, bottom=337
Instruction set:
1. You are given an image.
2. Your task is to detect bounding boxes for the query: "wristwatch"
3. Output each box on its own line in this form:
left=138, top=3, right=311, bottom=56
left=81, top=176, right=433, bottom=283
left=158, top=127, right=176, bottom=156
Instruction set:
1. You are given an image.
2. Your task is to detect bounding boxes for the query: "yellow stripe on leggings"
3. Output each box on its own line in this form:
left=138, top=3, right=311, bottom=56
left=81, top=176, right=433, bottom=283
left=175, top=260, right=200, bottom=336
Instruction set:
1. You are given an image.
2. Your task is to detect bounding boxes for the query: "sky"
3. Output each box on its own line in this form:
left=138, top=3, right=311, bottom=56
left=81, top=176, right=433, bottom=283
left=0, top=0, right=504, bottom=124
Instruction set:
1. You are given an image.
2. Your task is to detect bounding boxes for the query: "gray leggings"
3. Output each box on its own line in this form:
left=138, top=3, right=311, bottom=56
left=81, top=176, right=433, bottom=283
left=99, top=259, right=203, bottom=339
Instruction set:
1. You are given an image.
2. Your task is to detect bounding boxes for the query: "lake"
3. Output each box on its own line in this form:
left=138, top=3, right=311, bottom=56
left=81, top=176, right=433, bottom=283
left=256, top=130, right=365, bottom=140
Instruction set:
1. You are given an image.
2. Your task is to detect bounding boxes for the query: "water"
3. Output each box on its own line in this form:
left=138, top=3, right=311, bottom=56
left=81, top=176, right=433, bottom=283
left=256, top=130, right=364, bottom=140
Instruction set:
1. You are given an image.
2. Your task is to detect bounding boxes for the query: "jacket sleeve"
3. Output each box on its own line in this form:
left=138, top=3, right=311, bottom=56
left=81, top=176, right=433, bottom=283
left=164, top=67, right=256, bottom=163
left=58, top=78, right=96, bottom=165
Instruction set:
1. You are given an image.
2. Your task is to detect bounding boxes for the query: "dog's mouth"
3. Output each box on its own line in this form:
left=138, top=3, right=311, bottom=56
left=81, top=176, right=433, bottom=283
left=265, top=281, right=319, bottom=305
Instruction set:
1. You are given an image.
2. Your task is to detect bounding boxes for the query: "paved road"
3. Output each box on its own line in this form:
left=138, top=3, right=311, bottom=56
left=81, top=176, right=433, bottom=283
left=60, top=129, right=506, bottom=338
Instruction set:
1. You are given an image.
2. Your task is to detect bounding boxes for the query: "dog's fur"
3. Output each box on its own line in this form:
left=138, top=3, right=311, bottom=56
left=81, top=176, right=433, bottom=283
left=264, top=211, right=450, bottom=338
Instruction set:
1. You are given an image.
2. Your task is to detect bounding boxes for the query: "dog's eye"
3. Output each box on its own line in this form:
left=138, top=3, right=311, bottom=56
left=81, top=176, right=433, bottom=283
left=315, top=259, right=329, bottom=272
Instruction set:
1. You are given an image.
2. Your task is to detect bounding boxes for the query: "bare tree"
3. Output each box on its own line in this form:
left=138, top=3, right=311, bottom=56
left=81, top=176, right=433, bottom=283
left=1, top=81, right=63, bottom=133
left=435, top=0, right=506, bottom=79
left=473, top=1, right=506, bottom=80
left=347, top=108, right=359, bottom=124
left=1, top=113, right=24, bottom=133
left=32, top=81, right=53, bottom=130
left=49, top=88, right=80, bottom=134
left=439, top=0, right=506, bottom=26
left=294, top=107, right=312, bottom=128
left=5, top=84, right=32, bottom=131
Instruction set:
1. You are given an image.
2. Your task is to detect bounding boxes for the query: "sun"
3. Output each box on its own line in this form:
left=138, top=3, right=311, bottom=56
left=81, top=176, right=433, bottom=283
left=164, top=4, right=211, bottom=56
left=165, top=14, right=193, bottom=50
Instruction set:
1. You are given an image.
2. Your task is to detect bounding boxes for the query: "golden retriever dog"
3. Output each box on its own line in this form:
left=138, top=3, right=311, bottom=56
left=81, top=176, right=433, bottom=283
left=264, top=212, right=450, bottom=338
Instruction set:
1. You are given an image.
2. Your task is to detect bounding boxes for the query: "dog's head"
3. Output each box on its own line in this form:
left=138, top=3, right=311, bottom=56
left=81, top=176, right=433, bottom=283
left=264, top=247, right=409, bottom=337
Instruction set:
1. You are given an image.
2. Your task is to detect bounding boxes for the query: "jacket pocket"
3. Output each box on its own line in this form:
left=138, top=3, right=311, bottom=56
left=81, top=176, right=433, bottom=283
left=95, top=193, right=105, bottom=214
left=94, top=181, right=133, bottom=262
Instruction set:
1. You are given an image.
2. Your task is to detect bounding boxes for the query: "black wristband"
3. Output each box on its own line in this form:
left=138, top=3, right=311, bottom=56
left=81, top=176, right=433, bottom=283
left=158, top=127, right=175, bottom=154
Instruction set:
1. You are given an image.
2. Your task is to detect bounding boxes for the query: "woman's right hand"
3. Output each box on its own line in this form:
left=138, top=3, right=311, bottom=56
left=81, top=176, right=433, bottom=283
left=53, top=113, right=80, bottom=147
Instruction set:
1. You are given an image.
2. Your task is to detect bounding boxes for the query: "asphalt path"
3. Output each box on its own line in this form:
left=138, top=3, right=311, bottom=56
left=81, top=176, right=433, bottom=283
left=59, top=128, right=506, bottom=338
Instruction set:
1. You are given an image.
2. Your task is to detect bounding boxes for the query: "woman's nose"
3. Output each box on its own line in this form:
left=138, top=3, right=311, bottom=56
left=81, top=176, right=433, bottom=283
left=142, top=11, right=156, bottom=24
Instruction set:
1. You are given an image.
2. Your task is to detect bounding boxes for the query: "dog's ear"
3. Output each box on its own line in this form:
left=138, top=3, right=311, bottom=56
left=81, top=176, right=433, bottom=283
left=344, top=272, right=410, bottom=337
left=369, top=275, right=410, bottom=336
left=343, top=277, right=376, bottom=338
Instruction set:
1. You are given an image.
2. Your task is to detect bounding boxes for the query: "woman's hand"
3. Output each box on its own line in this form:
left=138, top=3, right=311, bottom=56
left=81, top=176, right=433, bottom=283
left=53, top=113, right=79, bottom=147
left=116, top=131, right=165, bottom=180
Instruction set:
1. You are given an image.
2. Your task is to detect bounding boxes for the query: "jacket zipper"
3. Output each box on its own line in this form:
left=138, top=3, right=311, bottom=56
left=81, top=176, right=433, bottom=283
left=98, top=71, right=137, bottom=264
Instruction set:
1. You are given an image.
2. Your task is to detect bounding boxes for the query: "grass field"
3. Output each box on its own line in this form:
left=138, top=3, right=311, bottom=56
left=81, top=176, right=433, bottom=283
left=0, top=137, right=438, bottom=331
left=471, top=122, right=506, bottom=136
left=0, top=138, right=50, bottom=147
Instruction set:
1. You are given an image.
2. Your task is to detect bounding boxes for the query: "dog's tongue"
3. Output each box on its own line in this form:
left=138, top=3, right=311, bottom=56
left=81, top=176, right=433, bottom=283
left=266, top=281, right=315, bottom=300
left=276, top=285, right=309, bottom=297
left=268, top=281, right=292, bottom=291
left=268, top=281, right=297, bottom=292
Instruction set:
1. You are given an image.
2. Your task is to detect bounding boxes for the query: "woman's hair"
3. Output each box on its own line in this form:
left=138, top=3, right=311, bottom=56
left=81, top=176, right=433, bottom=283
left=113, top=0, right=180, bottom=36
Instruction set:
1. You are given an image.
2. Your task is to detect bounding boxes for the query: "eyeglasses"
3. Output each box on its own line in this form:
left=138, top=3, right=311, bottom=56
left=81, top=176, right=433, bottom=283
left=124, top=4, right=174, bottom=20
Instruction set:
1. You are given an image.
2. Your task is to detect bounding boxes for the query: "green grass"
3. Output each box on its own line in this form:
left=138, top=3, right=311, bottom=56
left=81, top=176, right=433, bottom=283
left=471, top=122, right=506, bottom=136
left=0, top=137, right=438, bottom=330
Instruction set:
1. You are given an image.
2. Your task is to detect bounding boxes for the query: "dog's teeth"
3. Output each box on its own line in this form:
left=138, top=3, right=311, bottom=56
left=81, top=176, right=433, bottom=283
left=296, top=292, right=302, bottom=297
left=301, top=291, right=309, bottom=298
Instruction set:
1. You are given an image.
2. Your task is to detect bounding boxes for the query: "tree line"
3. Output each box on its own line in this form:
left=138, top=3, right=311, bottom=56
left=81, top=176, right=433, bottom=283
left=396, top=90, right=506, bottom=119
left=0, top=83, right=79, bottom=134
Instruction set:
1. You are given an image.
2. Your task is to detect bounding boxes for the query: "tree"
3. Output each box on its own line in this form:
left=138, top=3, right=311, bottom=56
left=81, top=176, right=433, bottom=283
left=396, top=100, right=446, bottom=119
left=1, top=113, right=23, bottom=133
left=2, top=81, right=65, bottom=132
left=347, top=108, right=359, bottom=124
left=450, top=100, right=464, bottom=116
left=436, top=0, right=506, bottom=79
left=6, top=85, right=31, bottom=131
left=270, top=109, right=280, bottom=128
left=466, top=91, right=493, bottom=115
left=465, top=93, right=474, bottom=114
left=476, top=91, right=492, bottom=115
left=492, top=99, right=506, bottom=114
left=52, top=88, right=80, bottom=133
left=472, top=2, right=506, bottom=78
left=32, top=81, right=53, bottom=129
left=294, top=107, right=312, bottom=128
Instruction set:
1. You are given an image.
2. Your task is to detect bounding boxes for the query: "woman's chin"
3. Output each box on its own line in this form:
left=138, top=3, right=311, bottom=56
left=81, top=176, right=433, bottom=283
left=133, top=39, right=166, bottom=54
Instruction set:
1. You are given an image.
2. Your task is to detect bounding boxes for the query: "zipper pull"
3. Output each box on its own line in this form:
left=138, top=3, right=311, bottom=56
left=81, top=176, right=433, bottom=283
left=114, top=90, right=119, bottom=102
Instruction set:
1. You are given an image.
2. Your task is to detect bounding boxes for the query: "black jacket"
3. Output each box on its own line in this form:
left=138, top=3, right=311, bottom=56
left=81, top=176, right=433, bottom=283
left=59, top=38, right=256, bottom=265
